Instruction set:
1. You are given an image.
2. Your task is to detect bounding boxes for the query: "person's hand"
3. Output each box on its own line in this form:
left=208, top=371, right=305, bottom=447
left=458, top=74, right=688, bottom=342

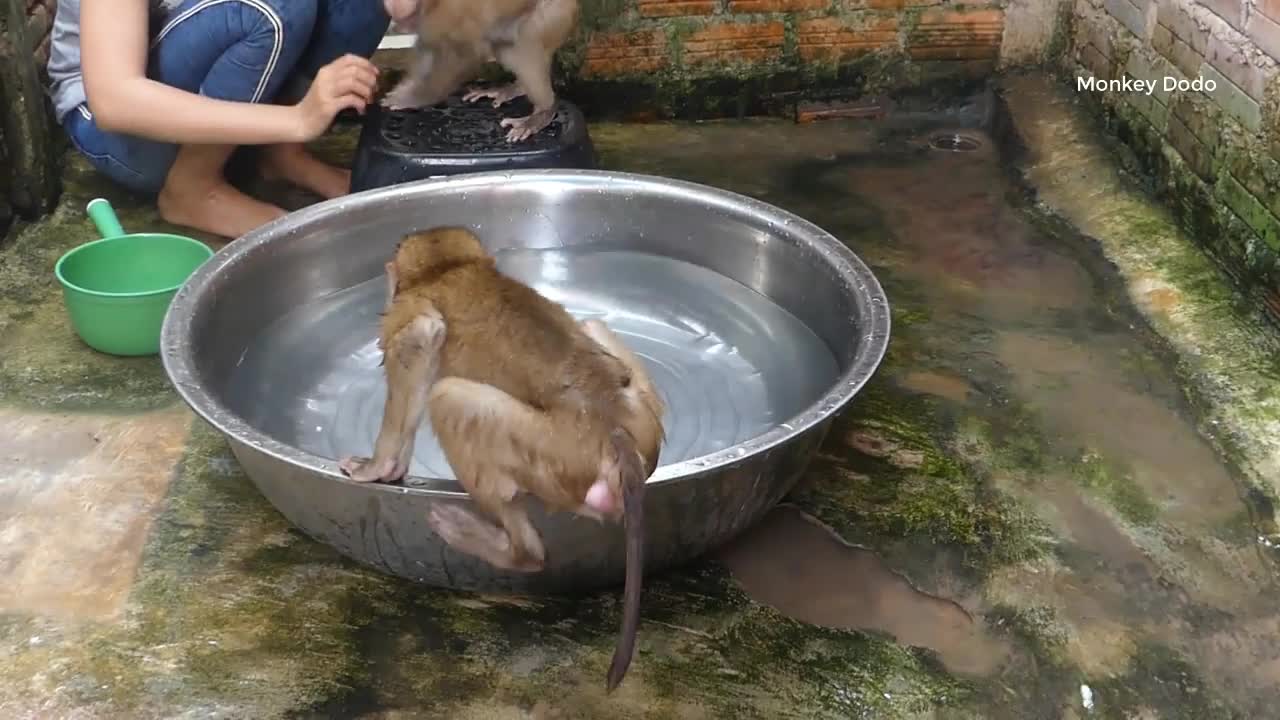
left=294, top=54, right=380, bottom=141
left=385, top=0, right=419, bottom=31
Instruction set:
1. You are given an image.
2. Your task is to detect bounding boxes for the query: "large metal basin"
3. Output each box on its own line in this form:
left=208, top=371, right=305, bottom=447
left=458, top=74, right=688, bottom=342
left=160, top=169, right=890, bottom=593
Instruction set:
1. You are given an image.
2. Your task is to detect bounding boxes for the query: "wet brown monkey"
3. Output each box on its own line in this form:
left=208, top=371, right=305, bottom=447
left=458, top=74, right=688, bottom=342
left=338, top=227, right=665, bottom=691
left=381, top=0, right=578, bottom=142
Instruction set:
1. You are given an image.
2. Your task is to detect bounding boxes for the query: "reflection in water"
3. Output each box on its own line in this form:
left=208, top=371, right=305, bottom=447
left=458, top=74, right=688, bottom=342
left=719, top=506, right=1012, bottom=676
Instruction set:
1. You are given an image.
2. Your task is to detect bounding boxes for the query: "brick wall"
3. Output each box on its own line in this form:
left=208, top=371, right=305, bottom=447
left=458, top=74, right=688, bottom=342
left=1066, top=0, right=1280, bottom=318
left=567, top=0, right=1020, bottom=97
left=25, top=0, right=54, bottom=67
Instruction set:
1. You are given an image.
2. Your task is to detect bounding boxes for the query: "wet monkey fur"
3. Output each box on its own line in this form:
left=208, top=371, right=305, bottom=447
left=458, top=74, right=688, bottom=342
left=380, top=0, right=578, bottom=142
left=338, top=227, right=665, bottom=691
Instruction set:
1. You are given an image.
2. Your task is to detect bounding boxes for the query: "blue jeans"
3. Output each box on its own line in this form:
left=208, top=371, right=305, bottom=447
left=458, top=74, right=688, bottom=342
left=63, top=0, right=389, bottom=194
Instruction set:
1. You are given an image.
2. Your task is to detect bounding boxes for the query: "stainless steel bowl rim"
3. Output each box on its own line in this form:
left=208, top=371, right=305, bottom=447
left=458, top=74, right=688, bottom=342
left=161, top=168, right=891, bottom=500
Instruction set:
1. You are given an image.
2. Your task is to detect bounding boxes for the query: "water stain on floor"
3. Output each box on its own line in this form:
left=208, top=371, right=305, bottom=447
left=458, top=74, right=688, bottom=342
left=995, top=330, right=1241, bottom=529
left=718, top=505, right=1013, bottom=676
left=899, top=370, right=974, bottom=403
left=0, top=405, right=191, bottom=621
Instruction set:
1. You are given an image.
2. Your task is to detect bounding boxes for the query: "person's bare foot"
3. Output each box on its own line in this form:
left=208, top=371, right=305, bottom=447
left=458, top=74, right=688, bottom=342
left=260, top=143, right=351, bottom=199
left=158, top=181, right=287, bottom=239
left=157, top=142, right=288, bottom=239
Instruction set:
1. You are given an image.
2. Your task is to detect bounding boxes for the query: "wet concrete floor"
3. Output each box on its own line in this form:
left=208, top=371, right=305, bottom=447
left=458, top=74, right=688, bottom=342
left=2, top=74, right=1279, bottom=718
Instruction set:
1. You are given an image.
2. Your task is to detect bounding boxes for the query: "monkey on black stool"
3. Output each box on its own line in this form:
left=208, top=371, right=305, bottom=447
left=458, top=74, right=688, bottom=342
left=380, top=0, right=578, bottom=142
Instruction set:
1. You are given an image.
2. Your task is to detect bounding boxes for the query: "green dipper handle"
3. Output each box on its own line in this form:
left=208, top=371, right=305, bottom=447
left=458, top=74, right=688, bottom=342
left=86, top=198, right=126, bottom=239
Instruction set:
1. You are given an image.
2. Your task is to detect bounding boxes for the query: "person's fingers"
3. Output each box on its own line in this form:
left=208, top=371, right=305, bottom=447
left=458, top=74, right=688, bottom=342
left=351, top=55, right=380, bottom=75
left=334, top=74, right=374, bottom=104
left=317, top=55, right=354, bottom=82
left=307, top=55, right=380, bottom=116
left=347, top=65, right=379, bottom=92
left=330, top=53, right=359, bottom=69
left=334, top=93, right=368, bottom=115
left=342, top=64, right=378, bottom=94
left=332, top=54, right=380, bottom=76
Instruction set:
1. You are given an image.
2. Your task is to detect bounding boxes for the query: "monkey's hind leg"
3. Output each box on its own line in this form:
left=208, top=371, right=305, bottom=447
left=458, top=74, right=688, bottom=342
left=494, top=44, right=557, bottom=142
left=427, top=501, right=546, bottom=573
left=426, top=377, right=562, bottom=572
left=462, top=83, right=526, bottom=107
left=339, top=305, right=446, bottom=483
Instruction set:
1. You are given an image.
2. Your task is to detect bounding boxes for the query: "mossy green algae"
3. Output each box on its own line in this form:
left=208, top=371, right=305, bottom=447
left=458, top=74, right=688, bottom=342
left=0, top=421, right=974, bottom=718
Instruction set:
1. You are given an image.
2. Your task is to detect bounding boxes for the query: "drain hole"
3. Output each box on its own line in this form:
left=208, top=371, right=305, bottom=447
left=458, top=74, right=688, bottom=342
left=928, top=133, right=982, bottom=152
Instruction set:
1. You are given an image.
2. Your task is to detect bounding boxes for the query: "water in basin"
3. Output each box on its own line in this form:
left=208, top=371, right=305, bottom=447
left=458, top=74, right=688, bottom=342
left=224, top=247, right=840, bottom=479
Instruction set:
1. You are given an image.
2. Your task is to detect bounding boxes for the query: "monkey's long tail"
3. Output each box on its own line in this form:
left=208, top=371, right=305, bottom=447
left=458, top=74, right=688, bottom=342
left=605, top=427, right=646, bottom=693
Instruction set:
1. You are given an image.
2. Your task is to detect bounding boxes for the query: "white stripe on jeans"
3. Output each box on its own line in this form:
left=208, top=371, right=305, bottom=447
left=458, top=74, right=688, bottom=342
left=152, top=0, right=285, bottom=104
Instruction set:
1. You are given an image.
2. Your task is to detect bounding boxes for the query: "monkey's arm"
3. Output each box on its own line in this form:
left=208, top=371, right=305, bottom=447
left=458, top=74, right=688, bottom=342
left=339, top=300, right=446, bottom=482
left=383, top=44, right=484, bottom=110
left=383, top=262, right=398, bottom=313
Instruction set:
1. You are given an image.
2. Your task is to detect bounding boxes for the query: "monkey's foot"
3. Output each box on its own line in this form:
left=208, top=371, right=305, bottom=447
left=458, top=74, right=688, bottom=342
left=500, top=107, right=556, bottom=143
left=338, top=455, right=404, bottom=483
left=462, top=83, right=525, bottom=108
left=381, top=81, right=426, bottom=111
left=427, top=505, right=546, bottom=573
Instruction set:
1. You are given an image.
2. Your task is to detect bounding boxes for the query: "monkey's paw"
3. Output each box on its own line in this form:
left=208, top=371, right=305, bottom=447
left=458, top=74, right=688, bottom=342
left=462, top=84, right=525, bottom=108
left=338, top=455, right=402, bottom=483
left=427, top=505, right=545, bottom=573
left=500, top=109, right=555, bottom=143
left=380, top=82, right=424, bottom=111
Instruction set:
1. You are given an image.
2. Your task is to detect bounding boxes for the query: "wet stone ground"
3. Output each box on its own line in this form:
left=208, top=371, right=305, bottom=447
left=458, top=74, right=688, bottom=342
left=3, top=73, right=1280, bottom=718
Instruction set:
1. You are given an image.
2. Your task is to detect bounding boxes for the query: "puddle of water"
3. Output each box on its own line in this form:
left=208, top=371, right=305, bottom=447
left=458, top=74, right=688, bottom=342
left=995, top=331, right=1241, bottom=529
left=602, top=120, right=1278, bottom=714
left=851, top=157, right=1094, bottom=316
left=718, top=506, right=1013, bottom=676
left=1038, top=478, right=1155, bottom=575
left=899, top=371, right=974, bottom=403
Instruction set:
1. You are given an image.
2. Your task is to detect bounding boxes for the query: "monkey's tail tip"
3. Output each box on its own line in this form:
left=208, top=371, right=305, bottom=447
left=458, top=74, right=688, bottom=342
left=605, top=648, right=634, bottom=693
left=605, top=426, right=645, bottom=694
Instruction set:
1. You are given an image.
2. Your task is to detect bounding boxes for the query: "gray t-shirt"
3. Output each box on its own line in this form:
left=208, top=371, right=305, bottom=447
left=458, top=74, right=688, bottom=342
left=46, top=0, right=184, bottom=122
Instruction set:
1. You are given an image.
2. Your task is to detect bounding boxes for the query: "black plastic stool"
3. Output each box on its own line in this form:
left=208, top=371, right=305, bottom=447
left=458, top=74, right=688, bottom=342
left=349, top=92, right=597, bottom=192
